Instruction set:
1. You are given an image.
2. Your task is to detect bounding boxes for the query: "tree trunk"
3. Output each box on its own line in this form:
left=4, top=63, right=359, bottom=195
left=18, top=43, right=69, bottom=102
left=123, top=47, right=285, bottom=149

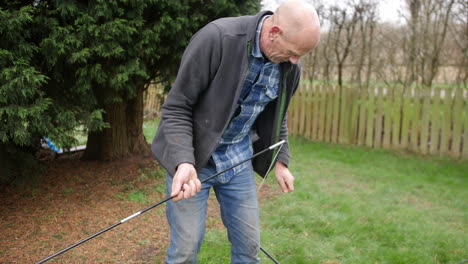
left=405, top=0, right=421, bottom=86
left=84, top=88, right=150, bottom=160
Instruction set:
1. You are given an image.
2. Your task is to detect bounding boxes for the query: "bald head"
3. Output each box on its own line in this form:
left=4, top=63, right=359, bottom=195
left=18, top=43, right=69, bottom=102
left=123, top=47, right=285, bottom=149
left=272, top=0, right=321, bottom=50
left=260, top=0, right=321, bottom=64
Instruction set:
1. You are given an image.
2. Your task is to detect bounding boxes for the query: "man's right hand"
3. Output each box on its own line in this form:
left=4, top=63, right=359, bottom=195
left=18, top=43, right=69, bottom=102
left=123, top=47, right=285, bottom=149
left=171, top=163, right=202, bottom=202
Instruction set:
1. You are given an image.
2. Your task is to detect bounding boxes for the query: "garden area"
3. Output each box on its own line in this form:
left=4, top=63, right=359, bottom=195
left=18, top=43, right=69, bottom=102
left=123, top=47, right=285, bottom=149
left=1, top=1, right=467, bottom=263
left=1, top=119, right=466, bottom=263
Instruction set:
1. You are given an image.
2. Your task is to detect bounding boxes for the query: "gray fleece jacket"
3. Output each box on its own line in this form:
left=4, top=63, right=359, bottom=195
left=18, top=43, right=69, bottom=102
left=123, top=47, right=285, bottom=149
left=151, top=11, right=301, bottom=177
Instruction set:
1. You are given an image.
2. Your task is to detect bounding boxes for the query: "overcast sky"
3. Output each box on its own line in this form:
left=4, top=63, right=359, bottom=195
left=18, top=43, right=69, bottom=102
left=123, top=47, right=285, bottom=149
left=261, top=0, right=406, bottom=24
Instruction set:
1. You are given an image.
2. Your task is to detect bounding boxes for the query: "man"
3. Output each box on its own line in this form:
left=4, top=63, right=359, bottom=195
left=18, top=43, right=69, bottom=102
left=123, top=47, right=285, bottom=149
left=151, top=0, right=320, bottom=263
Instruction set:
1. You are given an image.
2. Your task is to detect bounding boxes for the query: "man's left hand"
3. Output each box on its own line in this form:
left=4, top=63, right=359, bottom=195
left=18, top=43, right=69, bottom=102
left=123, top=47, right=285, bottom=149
left=275, top=161, right=294, bottom=193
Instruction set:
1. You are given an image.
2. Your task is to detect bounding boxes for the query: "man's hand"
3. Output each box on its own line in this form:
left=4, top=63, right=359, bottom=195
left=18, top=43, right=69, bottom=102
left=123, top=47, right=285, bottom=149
left=275, top=161, right=294, bottom=193
left=171, top=163, right=202, bottom=202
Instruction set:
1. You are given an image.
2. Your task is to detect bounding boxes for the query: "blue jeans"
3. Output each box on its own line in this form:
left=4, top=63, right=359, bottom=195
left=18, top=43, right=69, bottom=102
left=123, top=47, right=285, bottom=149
left=165, top=160, right=260, bottom=264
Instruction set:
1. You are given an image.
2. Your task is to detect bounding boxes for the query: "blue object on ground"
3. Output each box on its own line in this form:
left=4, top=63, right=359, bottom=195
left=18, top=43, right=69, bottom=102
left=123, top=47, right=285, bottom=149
left=44, top=137, right=62, bottom=154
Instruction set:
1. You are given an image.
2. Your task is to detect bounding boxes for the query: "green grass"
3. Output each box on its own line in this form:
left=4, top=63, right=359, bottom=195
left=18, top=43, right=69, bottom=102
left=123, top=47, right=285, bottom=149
left=127, top=190, right=149, bottom=204
left=139, top=164, right=166, bottom=180
left=143, top=118, right=160, bottom=143
left=198, top=136, right=468, bottom=264
left=65, top=118, right=466, bottom=262
left=62, top=187, right=73, bottom=194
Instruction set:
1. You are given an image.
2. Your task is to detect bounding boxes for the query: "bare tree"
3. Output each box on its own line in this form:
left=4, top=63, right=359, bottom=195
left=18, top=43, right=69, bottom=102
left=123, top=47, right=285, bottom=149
left=447, top=0, right=467, bottom=86
left=373, top=24, right=407, bottom=86
left=300, top=0, right=462, bottom=87
left=302, top=0, right=326, bottom=82
left=403, top=0, right=421, bottom=86
left=403, top=0, right=457, bottom=87
left=328, top=3, right=359, bottom=87
left=351, top=0, right=378, bottom=88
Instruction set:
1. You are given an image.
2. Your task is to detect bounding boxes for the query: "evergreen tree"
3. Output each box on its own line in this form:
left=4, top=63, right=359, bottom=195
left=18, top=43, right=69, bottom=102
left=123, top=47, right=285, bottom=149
left=0, top=0, right=260, bottom=183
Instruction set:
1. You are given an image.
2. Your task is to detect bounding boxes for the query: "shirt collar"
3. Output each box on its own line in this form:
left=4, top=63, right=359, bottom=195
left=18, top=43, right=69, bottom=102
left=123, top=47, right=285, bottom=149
left=253, top=15, right=270, bottom=59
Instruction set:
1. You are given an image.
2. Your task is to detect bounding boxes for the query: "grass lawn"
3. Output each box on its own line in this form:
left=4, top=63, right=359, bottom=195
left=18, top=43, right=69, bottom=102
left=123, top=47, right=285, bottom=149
left=53, top=119, right=466, bottom=263
left=143, top=118, right=160, bottom=143
left=197, top=136, right=467, bottom=264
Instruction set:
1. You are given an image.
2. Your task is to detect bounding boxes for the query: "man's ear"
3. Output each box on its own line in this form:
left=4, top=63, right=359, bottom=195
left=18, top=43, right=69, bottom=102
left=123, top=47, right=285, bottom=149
left=269, top=25, right=281, bottom=40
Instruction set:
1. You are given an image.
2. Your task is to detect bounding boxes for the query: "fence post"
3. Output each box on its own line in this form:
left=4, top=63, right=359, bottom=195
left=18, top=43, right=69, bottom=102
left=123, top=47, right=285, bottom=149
left=400, top=87, right=411, bottom=149
left=391, top=86, right=403, bottom=149
left=324, top=84, right=333, bottom=142
left=383, top=86, right=392, bottom=149
left=287, top=90, right=295, bottom=135
left=410, top=88, right=422, bottom=152
left=305, top=82, right=313, bottom=140
left=452, top=88, right=464, bottom=158
left=331, top=85, right=340, bottom=143
left=144, top=83, right=166, bottom=119
left=349, top=86, right=359, bottom=145
left=317, top=85, right=328, bottom=141
left=339, top=85, right=349, bottom=144
left=463, top=92, right=468, bottom=159
left=440, top=88, right=453, bottom=155
left=429, top=88, right=442, bottom=155
left=301, top=84, right=308, bottom=136
left=357, top=86, right=367, bottom=146
left=365, top=86, right=375, bottom=147
left=374, top=86, right=384, bottom=148
left=420, top=88, right=431, bottom=155
left=312, top=84, right=319, bottom=140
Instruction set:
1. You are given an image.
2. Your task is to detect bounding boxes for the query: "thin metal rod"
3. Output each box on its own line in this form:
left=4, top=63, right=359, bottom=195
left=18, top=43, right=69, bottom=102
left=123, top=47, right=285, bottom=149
left=257, top=143, right=284, bottom=263
left=257, top=140, right=284, bottom=264
left=261, top=246, right=280, bottom=264
left=36, top=140, right=285, bottom=264
left=257, top=142, right=284, bottom=192
left=35, top=223, right=121, bottom=264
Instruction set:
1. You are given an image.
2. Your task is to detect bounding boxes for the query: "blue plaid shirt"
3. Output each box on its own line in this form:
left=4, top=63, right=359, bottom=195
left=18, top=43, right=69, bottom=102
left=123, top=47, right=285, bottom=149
left=211, top=15, right=280, bottom=181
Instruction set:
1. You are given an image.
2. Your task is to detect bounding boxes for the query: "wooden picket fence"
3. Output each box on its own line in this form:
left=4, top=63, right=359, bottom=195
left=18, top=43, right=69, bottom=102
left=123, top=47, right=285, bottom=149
left=287, top=82, right=468, bottom=159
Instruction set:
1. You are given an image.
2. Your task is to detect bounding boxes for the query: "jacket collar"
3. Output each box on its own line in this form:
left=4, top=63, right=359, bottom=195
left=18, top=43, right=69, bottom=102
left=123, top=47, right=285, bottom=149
left=249, top=11, right=298, bottom=70
left=247, top=11, right=273, bottom=44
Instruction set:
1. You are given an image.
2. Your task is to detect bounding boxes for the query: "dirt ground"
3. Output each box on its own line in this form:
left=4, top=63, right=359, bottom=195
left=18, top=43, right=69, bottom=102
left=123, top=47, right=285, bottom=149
left=0, top=153, right=276, bottom=264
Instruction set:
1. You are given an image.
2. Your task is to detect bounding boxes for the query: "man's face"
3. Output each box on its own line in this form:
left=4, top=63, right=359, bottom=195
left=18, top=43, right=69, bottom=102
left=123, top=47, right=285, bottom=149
left=265, top=32, right=311, bottom=64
